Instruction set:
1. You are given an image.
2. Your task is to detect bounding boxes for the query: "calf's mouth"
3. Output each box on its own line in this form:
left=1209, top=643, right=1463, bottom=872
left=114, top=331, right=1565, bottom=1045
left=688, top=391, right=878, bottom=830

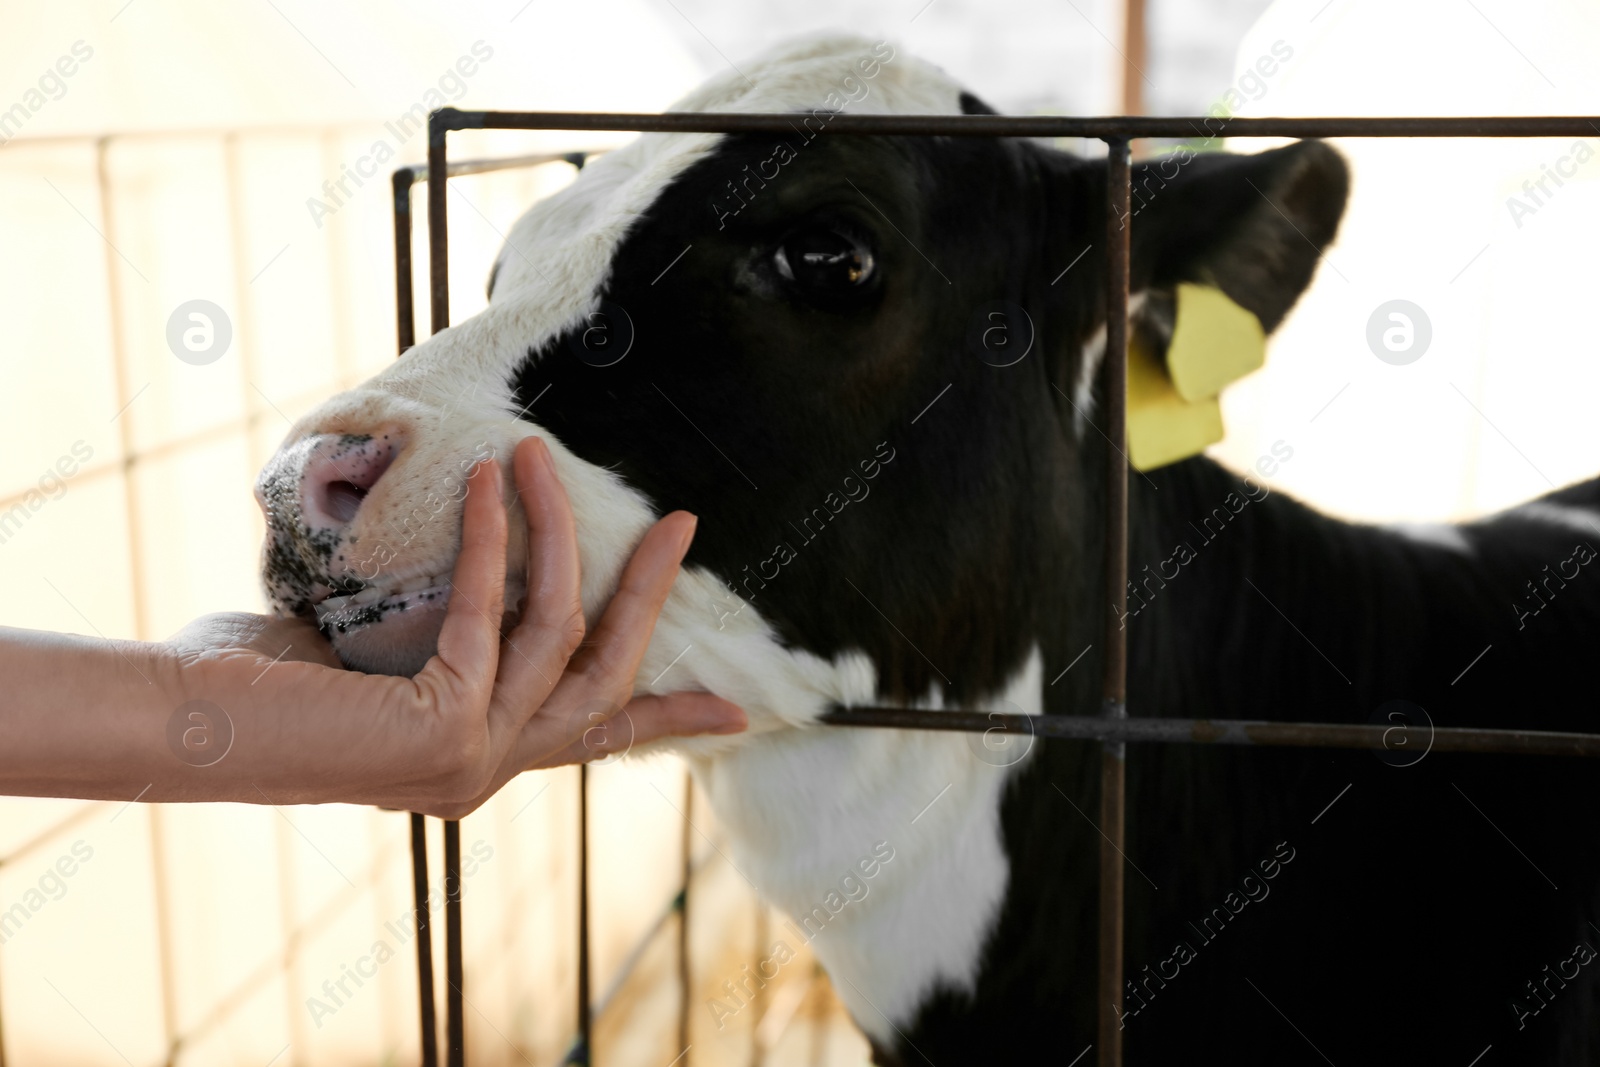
left=257, top=426, right=526, bottom=677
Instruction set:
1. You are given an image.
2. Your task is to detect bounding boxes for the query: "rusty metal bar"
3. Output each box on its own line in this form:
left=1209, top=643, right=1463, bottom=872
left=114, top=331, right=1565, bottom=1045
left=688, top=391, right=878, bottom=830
left=575, top=763, right=593, bottom=1066
left=425, top=111, right=467, bottom=1067
left=428, top=114, right=451, bottom=335
left=409, top=815, right=438, bottom=1067
left=444, top=820, right=464, bottom=1067
left=1098, top=135, right=1132, bottom=1067
left=818, top=708, right=1600, bottom=757
left=394, top=167, right=440, bottom=1067
left=393, top=169, right=417, bottom=355
left=433, top=108, right=1600, bottom=139
left=393, top=150, right=589, bottom=184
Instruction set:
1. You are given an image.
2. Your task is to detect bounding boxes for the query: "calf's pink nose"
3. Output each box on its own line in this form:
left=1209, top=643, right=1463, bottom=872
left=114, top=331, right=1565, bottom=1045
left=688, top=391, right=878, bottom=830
left=299, top=431, right=403, bottom=529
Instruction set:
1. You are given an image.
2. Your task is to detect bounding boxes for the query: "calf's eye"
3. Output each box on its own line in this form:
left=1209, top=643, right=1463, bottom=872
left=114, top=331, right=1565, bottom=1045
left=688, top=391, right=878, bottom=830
left=773, top=228, right=876, bottom=297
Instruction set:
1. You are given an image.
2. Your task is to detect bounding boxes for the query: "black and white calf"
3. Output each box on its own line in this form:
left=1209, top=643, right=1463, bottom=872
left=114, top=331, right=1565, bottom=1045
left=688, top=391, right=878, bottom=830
left=257, top=36, right=1600, bottom=1065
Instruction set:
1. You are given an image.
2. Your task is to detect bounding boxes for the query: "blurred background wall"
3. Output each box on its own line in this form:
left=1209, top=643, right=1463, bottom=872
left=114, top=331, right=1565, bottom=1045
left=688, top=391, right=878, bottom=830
left=2, top=1, right=1596, bottom=1065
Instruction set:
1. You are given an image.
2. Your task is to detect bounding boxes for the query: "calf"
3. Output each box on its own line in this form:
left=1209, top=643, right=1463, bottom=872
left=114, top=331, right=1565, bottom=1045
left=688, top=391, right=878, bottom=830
left=257, top=36, right=1600, bottom=1065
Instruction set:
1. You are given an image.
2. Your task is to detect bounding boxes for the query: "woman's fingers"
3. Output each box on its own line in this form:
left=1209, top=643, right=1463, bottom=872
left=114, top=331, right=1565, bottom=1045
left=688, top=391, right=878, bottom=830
left=400, top=440, right=730, bottom=809
left=522, top=692, right=748, bottom=772
left=623, top=692, right=747, bottom=736
left=545, top=691, right=747, bottom=768
left=488, top=437, right=586, bottom=727
left=512, top=509, right=696, bottom=756
left=416, top=458, right=507, bottom=705
left=502, top=509, right=705, bottom=767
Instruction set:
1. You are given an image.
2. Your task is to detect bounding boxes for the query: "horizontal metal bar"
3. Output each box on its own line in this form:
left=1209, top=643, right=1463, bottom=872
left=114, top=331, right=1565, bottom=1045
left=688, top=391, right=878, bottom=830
left=435, top=108, right=1600, bottom=139
left=818, top=708, right=1600, bottom=757
left=393, top=150, right=591, bottom=184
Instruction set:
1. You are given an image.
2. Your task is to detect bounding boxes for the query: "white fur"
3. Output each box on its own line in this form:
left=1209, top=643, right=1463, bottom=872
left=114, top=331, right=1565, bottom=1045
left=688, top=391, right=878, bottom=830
left=1512, top=502, right=1600, bottom=542
left=692, top=647, right=1044, bottom=1044
left=1389, top=522, right=1476, bottom=555
left=1071, top=292, right=1145, bottom=435
left=262, top=35, right=1040, bottom=1043
left=1075, top=324, right=1106, bottom=431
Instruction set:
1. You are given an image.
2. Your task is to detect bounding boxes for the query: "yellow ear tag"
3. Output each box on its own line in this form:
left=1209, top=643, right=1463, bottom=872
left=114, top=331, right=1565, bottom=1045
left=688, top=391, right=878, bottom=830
left=1125, top=283, right=1266, bottom=472
left=1165, top=282, right=1267, bottom=403
left=1126, top=331, right=1224, bottom=472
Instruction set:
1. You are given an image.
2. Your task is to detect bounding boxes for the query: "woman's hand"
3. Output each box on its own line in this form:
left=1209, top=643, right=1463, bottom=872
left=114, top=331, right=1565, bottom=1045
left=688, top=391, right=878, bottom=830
left=192, top=435, right=744, bottom=815
left=1, top=437, right=744, bottom=813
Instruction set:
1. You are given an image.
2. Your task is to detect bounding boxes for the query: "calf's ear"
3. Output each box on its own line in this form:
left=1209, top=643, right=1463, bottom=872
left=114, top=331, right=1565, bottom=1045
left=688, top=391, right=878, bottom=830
left=1126, top=140, right=1349, bottom=331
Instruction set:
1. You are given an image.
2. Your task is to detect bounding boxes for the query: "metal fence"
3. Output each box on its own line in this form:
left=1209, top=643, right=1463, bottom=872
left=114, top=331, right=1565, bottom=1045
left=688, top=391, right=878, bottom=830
left=402, top=108, right=1600, bottom=1067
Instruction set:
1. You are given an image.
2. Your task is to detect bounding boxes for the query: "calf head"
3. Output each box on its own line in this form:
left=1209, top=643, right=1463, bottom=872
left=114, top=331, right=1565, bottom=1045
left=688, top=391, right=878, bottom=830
left=256, top=35, right=1348, bottom=746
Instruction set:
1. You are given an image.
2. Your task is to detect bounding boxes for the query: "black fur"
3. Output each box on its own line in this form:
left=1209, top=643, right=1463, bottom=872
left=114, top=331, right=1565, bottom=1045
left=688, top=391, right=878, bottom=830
left=506, top=128, right=1600, bottom=1064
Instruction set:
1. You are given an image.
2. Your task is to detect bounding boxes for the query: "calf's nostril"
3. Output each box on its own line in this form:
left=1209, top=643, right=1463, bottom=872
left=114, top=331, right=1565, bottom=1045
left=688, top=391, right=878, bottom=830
left=321, top=480, right=368, bottom=525
left=298, top=430, right=404, bottom=530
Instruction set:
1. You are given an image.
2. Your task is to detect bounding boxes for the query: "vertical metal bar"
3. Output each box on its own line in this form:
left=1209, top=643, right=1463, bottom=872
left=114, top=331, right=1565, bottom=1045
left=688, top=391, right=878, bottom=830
left=393, top=169, right=417, bottom=354
left=445, top=820, right=464, bottom=1067
left=410, top=815, right=438, bottom=1067
left=678, top=774, right=692, bottom=1066
left=427, top=118, right=450, bottom=334
left=577, top=763, right=593, bottom=1066
left=1097, top=135, right=1132, bottom=1067
left=426, top=111, right=466, bottom=1067
left=395, top=162, right=438, bottom=1067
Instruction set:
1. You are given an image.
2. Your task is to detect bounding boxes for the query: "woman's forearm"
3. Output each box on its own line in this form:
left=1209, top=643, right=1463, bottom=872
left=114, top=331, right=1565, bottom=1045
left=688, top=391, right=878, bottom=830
left=0, top=625, right=190, bottom=799
left=1, top=620, right=426, bottom=805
